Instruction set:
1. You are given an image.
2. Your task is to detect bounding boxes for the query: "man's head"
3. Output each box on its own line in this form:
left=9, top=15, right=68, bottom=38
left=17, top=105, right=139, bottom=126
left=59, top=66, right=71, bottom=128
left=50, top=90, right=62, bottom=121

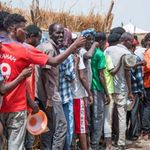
left=110, top=27, right=125, bottom=35
left=48, top=23, right=64, bottom=47
left=95, top=32, right=107, bottom=50
left=26, top=25, right=42, bottom=46
left=81, top=29, right=96, bottom=50
left=109, top=27, right=125, bottom=46
left=108, top=33, right=121, bottom=46
left=120, top=32, right=134, bottom=50
left=0, top=11, right=10, bottom=32
left=144, top=33, right=150, bottom=48
left=84, top=34, right=95, bottom=50
left=4, top=13, right=27, bottom=43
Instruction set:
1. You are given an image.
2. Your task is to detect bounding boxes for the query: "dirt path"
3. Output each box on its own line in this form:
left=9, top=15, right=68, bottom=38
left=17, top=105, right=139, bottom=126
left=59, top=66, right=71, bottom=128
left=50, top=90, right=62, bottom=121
left=127, top=139, right=150, bottom=150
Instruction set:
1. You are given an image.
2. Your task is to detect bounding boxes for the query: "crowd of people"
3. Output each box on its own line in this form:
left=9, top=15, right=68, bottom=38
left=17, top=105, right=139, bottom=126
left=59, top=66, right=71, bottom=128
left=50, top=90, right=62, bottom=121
left=0, top=10, right=150, bottom=150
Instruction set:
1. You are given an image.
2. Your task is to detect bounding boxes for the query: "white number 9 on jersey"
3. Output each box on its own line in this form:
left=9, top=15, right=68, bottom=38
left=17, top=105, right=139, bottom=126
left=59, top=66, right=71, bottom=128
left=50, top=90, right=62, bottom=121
left=1, top=63, right=11, bottom=80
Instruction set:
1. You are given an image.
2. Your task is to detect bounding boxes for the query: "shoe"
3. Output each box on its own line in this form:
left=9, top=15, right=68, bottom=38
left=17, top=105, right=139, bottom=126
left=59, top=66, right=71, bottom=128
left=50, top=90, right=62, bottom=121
left=128, top=136, right=138, bottom=141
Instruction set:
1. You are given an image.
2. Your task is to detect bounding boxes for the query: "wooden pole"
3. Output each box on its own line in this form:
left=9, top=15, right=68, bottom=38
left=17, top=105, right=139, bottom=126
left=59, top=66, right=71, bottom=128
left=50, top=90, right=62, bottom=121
left=103, top=0, right=115, bottom=31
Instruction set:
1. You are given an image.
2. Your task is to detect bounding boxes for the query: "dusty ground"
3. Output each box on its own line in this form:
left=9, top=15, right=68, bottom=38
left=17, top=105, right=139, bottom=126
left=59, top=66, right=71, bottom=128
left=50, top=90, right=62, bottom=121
left=127, top=139, right=150, bottom=150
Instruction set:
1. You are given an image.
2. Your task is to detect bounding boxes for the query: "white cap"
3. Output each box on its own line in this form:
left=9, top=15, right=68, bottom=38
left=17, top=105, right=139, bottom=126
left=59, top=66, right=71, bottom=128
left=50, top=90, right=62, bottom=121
left=124, top=54, right=137, bottom=67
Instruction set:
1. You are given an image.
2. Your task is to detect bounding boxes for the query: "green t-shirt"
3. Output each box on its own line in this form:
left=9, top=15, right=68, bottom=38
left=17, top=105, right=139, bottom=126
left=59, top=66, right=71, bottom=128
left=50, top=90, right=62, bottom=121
left=104, top=54, right=114, bottom=94
left=91, top=48, right=106, bottom=91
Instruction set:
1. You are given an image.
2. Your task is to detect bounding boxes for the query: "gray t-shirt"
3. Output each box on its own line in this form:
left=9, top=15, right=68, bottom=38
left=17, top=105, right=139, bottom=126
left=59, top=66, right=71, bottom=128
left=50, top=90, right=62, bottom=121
left=105, top=44, right=131, bottom=93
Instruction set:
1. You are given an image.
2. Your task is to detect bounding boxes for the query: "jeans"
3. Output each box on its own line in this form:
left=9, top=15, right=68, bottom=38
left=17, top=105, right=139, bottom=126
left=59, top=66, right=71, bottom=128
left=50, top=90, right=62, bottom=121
left=127, top=93, right=140, bottom=138
left=40, top=101, right=67, bottom=150
left=63, top=101, right=74, bottom=150
left=138, top=99, right=144, bottom=134
left=90, top=91, right=105, bottom=150
left=24, top=131, right=35, bottom=149
left=142, top=88, right=150, bottom=134
left=0, top=110, right=27, bottom=150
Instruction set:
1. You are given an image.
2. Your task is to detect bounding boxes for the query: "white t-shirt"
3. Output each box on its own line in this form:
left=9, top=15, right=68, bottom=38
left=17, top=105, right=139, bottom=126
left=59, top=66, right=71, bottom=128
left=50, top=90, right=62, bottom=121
left=105, top=44, right=131, bottom=93
left=73, top=54, right=87, bottom=99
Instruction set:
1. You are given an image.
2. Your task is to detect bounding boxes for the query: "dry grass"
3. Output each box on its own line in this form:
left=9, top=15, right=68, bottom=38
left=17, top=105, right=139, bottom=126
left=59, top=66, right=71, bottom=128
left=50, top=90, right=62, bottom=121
left=0, top=1, right=114, bottom=32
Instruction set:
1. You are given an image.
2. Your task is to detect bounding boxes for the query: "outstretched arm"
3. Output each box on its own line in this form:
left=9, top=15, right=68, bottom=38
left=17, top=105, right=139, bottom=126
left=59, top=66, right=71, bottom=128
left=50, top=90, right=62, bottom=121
left=26, top=90, right=39, bottom=114
left=46, top=36, right=86, bottom=66
left=83, top=42, right=99, bottom=59
left=110, top=55, right=124, bottom=76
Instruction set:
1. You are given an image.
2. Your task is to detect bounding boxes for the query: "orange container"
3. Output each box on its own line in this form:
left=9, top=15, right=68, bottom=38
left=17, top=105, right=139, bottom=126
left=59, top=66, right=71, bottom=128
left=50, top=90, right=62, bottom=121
left=26, top=110, right=48, bottom=135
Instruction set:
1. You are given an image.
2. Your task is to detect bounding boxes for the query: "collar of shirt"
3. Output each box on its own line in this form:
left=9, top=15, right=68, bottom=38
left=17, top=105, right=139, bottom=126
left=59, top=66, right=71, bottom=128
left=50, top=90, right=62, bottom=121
left=117, top=44, right=130, bottom=52
left=47, top=37, right=60, bottom=54
left=47, top=38, right=57, bottom=48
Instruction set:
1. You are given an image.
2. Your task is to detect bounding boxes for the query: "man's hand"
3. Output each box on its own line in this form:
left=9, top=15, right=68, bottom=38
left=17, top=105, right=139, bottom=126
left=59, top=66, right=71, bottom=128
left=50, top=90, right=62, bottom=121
left=128, top=92, right=134, bottom=101
left=141, top=60, right=147, bottom=66
left=92, top=41, right=99, bottom=48
left=73, top=36, right=86, bottom=48
left=88, top=95, right=93, bottom=105
left=31, top=102, right=40, bottom=114
left=138, top=92, right=144, bottom=99
left=46, top=100, right=53, bottom=112
left=20, top=66, right=33, bottom=79
left=104, top=95, right=111, bottom=105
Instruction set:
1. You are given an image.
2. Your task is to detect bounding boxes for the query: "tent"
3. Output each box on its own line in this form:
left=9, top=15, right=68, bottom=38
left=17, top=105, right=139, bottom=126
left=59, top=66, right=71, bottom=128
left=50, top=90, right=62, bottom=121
left=123, top=23, right=149, bottom=34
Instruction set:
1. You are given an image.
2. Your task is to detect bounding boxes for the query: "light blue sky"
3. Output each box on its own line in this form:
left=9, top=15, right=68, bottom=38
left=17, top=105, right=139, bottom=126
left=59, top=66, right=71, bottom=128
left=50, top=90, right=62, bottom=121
left=2, top=0, right=150, bottom=31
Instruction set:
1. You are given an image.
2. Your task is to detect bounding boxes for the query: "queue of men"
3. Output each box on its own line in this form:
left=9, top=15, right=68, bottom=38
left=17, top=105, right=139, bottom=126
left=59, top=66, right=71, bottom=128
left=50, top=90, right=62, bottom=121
left=0, top=10, right=150, bottom=150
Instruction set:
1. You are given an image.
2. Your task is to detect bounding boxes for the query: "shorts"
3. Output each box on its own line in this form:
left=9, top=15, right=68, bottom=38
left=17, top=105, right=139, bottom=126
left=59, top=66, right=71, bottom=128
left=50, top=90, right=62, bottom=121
left=74, top=98, right=88, bottom=134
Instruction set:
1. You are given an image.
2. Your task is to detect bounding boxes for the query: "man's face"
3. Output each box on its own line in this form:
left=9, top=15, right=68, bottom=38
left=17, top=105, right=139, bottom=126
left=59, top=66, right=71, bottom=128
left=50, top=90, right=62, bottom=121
left=124, top=36, right=134, bottom=50
left=98, top=40, right=107, bottom=50
left=85, top=34, right=94, bottom=50
left=34, top=32, right=42, bottom=46
left=11, top=22, right=26, bottom=43
left=50, top=25, right=64, bottom=47
left=27, top=32, right=42, bottom=47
